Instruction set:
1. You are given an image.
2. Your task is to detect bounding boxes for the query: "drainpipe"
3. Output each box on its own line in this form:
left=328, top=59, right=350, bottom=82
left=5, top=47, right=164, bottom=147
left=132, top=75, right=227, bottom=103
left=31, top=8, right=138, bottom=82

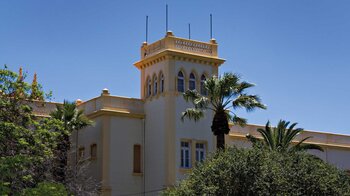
left=142, top=118, right=146, bottom=195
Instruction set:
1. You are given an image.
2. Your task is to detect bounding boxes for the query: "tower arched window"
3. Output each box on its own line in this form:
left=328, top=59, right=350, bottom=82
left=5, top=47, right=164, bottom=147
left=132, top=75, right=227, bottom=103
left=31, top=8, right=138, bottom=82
left=200, top=74, right=207, bottom=95
left=147, top=77, right=152, bottom=97
left=177, top=71, right=185, bottom=92
left=153, top=75, right=158, bottom=95
left=189, top=73, right=196, bottom=90
left=160, top=73, right=164, bottom=93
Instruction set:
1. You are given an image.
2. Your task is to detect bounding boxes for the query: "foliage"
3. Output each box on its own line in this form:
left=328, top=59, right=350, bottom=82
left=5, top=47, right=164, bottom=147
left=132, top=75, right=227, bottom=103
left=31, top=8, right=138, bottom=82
left=182, top=72, right=266, bottom=149
left=163, top=147, right=350, bottom=196
left=0, top=65, right=64, bottom=194
left=50, top=100, right=92, bottom=183
left=247, top=120, right=323, bottom=153
left=21, top=182, right=67, bottom=196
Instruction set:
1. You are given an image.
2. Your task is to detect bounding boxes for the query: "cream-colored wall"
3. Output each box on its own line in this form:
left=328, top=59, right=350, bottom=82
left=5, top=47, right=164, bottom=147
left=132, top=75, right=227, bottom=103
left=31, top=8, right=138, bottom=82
left=144, top=98, right=167, bottom=195
left=72, top=116, right=103, bottom=182
left=174, top=60, right=217, bottom=181
left=143, top=59, right=171, bottom=195
left=108, top=115, right=144, bottom=196
left=142, top=53, right=221, bottom=194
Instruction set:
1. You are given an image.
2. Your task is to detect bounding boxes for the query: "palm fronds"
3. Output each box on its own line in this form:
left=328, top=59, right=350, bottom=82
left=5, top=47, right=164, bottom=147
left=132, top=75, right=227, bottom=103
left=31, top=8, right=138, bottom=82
left=247, top=120, right=323, bottom=153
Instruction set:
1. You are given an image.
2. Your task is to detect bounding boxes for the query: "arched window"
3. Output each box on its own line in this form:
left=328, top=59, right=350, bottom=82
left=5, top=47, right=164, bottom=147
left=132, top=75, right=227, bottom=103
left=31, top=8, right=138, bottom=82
left=177, top=71, right=185, bottom=92
left=147, top=77, right=152, bottom=97
left=189, top=73, right=196, bottom=90
left=153, top=75, right=158, bottom=95
left=160, top=73, right=164, bottom=93
left=200, top=74, right=207, bottom=95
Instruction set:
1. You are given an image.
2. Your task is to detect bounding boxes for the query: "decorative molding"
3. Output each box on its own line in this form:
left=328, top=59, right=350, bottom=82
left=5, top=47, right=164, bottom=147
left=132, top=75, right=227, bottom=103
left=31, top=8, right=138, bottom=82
left=134, top=50, right=225, bottom=70
left=87, top=109, right=145, bottom=119
left=228, top=133, right=350, bottom=149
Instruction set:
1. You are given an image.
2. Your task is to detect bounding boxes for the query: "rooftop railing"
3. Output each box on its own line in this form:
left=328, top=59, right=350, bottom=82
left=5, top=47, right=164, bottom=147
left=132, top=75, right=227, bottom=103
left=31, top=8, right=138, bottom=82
left=141, top=32, right=218, bottom=59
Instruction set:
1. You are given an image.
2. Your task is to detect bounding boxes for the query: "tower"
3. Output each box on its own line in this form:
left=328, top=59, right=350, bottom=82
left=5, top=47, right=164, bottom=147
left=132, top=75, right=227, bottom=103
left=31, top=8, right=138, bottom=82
left=134, top=31, right=225, bottom=191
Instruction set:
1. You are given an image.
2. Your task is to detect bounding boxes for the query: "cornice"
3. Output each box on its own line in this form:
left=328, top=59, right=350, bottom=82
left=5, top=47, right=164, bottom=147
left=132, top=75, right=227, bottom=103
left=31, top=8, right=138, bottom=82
left=228, top=133, right=350, bottom=150
left=87, top=109, right=145, bottom=119
left=134, top=49, right=226, bottom=70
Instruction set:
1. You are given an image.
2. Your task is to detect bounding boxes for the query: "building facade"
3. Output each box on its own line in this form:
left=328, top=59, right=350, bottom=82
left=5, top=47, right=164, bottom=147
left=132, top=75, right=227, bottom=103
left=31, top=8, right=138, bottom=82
left=33, top=32, right=350, bottom=196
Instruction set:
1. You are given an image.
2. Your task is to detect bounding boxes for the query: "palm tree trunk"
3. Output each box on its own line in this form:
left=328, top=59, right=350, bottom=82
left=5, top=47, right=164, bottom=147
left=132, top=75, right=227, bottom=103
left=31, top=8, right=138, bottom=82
left=211, top=110, right=230, bottom=150
left=217, top=134, right=225, bottom=149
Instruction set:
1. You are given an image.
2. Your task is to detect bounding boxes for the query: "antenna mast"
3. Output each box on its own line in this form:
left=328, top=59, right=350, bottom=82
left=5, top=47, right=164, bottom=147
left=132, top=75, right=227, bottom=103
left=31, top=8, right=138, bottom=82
left=210, top=14, right=213, bottom=39
left=188, top=23, right=191, bottom=39
left=145, top=15, right=149, bottom=43
left=166, top=4, right=169, bottom=32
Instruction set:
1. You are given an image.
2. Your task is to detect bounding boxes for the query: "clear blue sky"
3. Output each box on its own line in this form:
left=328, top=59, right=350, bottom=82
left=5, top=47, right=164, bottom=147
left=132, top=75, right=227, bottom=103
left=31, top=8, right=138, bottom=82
left=1, top=0, right=349, bottom=134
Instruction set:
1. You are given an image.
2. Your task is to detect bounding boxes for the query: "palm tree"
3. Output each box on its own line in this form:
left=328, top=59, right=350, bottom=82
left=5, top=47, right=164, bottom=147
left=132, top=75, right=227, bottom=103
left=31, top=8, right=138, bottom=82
left=246, top=120, right=323, bottom=152
left=50, top=100, right=92, bottom=182
left=182, top=73, right=266, bottom=149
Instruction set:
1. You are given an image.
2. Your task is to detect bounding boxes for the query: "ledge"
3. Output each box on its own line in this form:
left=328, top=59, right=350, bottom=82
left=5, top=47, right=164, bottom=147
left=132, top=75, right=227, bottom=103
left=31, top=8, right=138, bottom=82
left=228, top=133, right=350, bottom=149
left=132, top=172, right=143, bottom=176
left=87, top=109, right=145, bottom=119
left=179, top=168, right=192, bottom=173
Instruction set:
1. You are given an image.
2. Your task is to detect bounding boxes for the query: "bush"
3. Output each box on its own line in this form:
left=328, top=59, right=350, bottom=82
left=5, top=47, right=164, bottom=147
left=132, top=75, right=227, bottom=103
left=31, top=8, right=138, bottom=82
left=22, top=182, right=67, bottom=196
left=163, top=147, right=350, bottom=195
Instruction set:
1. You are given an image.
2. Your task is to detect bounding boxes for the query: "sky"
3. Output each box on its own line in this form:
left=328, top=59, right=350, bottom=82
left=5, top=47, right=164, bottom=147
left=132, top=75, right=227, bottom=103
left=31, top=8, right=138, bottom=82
left=1, top=0, right=349, bottom=134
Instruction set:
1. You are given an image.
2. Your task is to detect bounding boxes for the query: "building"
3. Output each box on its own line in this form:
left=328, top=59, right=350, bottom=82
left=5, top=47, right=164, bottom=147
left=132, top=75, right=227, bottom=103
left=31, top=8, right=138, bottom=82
left=33, top=32, right=350, bottom=196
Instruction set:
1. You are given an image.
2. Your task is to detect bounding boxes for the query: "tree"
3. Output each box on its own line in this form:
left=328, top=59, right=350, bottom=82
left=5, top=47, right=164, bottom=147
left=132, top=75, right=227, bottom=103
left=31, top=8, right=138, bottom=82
left=163, top=147, right=350, bottom=195
left=182, top=73, right=266, bottom=149
left=50, top=100, right=92, bottom=183
left=246, top=120, right=323, bottom=153
left=22, top=182, right=68, bottom=196
left=0, top=66, right=64, bottom=194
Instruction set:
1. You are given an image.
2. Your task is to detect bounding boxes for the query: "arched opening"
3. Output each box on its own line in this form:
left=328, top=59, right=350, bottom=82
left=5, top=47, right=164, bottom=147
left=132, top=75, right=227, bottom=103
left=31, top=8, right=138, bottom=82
left=189, top=73, right=196, bottom=90
left=160, top=73, right=165, bottom=93
left=177, top=71, right=185, bottom=92
left=147, top=77, right=152, bottom=97
left=153, top=75, right=158, bottom=95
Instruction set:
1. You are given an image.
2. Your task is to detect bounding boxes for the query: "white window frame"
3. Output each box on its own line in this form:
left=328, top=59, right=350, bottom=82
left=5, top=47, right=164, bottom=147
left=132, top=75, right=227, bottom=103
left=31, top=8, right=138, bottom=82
left=180, top=141, right=191, bottom=168
left=195, top=143, right=206, bottom=162
left=160, top=73, right=164, bottom=93
left=177, top=71, right=185, bottom=92
left=153, top=76, right=158, bottom=95
left=189, top=73, right=196, bottom=90
left=147, top=78, right=152, bottom=97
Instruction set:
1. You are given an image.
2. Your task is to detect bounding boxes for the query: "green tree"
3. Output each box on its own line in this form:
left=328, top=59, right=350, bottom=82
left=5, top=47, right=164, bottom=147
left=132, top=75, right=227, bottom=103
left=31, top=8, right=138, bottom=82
left=246, top=120, right=323, bottom=153
left=0, top=66, right=64, bottom=194
left=182, top=73, right=266, bottom=149
left=163, top=147, right=350, bottom=195
left=22, top=182, right=67, bottom=196
left=50, top=100, right=92, bottom=183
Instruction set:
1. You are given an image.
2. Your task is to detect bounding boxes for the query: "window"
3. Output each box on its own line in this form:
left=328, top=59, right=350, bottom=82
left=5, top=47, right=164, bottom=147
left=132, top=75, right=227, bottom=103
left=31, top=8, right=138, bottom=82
left=195, top=143, right=206, bottom=162
left=180, top=141, right=191, bottom=168
left=177, top=71, right=184, bottom=92
left=133, top=144, right=142, bottom=173
left=189, top=73, right=196, bottom=90
left=160, top=73, right=164, bottom=93
left=90, top=144, right=97, bottom=159
left=200, top=74, right=207, bottom=95
left=79, top=147, right=85, bottom=160
left=153, top=76, right=158, bottom=95
left=147, top=77, right=152, bottom=97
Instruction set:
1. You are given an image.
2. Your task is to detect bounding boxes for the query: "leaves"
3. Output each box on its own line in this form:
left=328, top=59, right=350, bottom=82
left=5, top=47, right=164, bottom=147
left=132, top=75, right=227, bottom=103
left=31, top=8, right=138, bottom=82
left=248, top=120, right=324, bottom=153
left=0, top=66, right=65, bottom=194
left=163, top=147, right=350, bottom=195
left=181, top=72, right=266, bottom=144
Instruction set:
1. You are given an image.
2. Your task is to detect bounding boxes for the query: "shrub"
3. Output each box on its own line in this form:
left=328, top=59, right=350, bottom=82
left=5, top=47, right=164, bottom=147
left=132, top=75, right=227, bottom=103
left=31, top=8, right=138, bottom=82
left=164, top=147, right=350, bottom=195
